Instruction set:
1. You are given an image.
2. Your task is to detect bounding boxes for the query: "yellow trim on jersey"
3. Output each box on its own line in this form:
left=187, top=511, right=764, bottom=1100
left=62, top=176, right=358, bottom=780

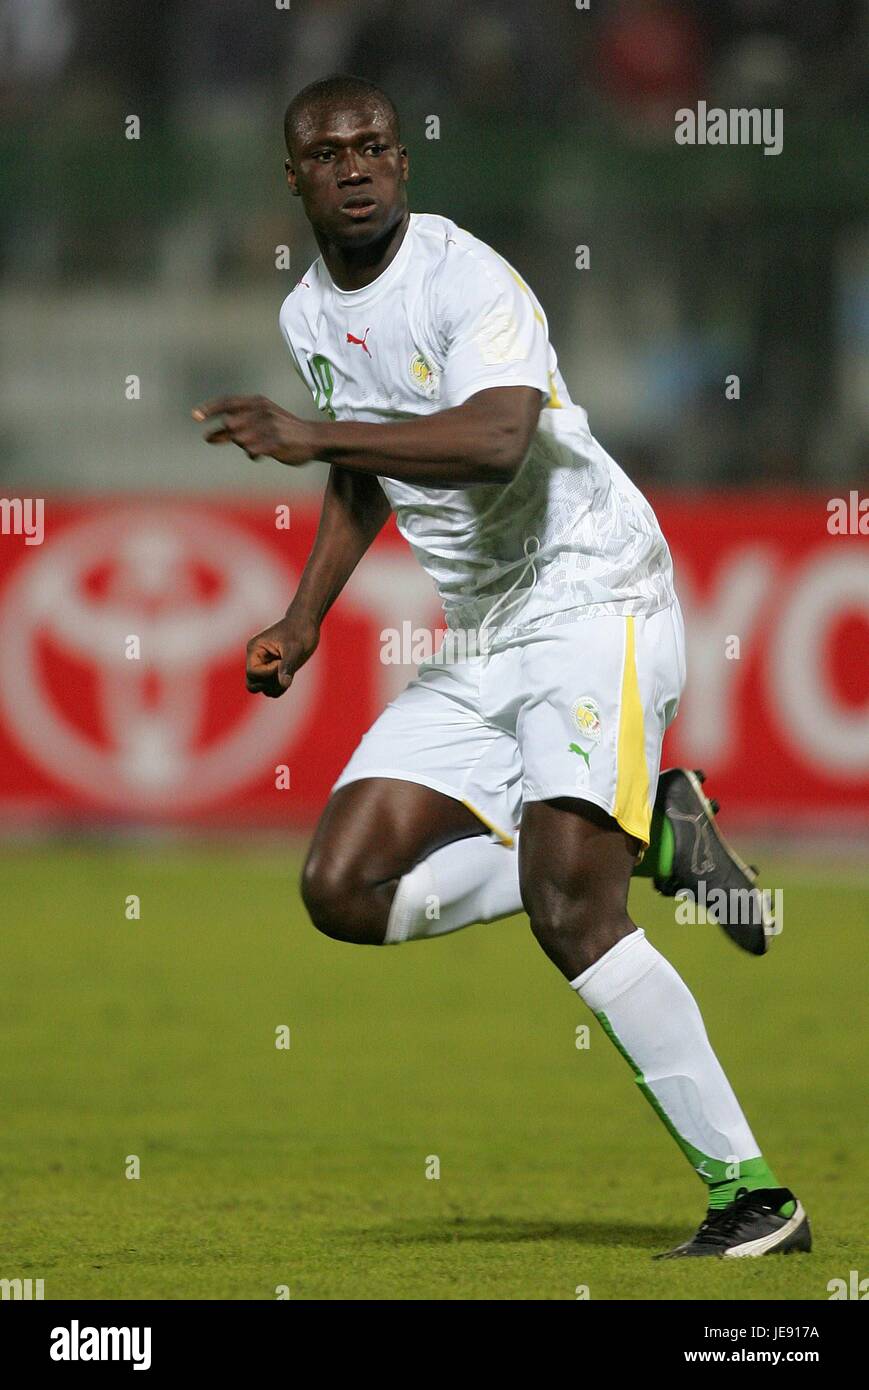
left=504, top=265, right=546, bottom=327
left=461, top=798, right=515, bottom=849
left=613, top=617, right=652, bottom=845
left=502, top=262, right=562, bottom=410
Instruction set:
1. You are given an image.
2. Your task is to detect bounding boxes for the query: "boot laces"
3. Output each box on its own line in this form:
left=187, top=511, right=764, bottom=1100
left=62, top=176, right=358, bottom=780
left=698, top=1187, right=758, bottom=1240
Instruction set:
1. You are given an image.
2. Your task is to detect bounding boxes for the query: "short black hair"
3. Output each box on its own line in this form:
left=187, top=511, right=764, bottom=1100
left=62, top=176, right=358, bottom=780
left=284, top=73, right=400, bottom=156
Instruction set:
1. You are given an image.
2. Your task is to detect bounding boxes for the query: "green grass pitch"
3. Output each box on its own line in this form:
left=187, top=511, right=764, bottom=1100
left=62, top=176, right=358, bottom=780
left=1, top=843, right=865, bottom=1300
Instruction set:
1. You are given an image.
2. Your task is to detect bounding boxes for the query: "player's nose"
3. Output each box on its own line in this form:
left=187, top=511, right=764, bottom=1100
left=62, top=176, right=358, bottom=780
left=335, top=153, right=368, bottom=184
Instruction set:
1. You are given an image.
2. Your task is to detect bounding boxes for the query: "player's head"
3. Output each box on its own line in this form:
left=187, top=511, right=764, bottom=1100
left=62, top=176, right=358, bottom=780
left=284, top=74, right=408, bottom=247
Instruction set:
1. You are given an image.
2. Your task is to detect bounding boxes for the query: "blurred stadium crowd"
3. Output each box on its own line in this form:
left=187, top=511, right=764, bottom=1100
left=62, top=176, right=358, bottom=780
left=4, top=1, right=866, bottom=125
left=0, top=0, right=867, bottom=488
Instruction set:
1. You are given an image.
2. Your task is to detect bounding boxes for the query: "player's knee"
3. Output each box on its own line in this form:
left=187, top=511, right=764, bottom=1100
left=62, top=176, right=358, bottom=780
left=525, top=879, right=628, bottom=974
left=528, top=895, right=592, bottom=964
left=300, top=850, right=380, bottom=944
left=300, top=852, right=352, bottom=938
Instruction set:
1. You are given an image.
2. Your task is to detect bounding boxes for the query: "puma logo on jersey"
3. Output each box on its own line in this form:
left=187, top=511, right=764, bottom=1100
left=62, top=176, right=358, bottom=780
left=346, top=327, right=372, bottom=357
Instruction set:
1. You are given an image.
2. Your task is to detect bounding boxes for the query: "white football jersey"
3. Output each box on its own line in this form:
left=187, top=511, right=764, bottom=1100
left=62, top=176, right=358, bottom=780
left=279, top=212, right=675, bottom=643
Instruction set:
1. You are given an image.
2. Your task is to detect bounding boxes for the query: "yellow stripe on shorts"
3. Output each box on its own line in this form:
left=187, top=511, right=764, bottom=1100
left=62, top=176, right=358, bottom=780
left=461, top=798, right=515, bottom=848
left=613, top=616, right=652, bottom=844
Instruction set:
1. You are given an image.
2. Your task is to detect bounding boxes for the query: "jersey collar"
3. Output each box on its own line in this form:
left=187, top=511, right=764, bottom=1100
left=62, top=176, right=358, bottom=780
left=320, top=213, right=415, bottom=308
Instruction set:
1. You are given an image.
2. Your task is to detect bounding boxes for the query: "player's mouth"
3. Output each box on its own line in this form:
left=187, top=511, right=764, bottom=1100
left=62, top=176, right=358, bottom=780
left=340, top=195, right=378, bottom=219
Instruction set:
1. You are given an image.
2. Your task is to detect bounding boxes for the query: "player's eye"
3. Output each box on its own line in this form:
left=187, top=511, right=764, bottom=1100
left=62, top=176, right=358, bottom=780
left=365, top=144, right=387, bottom=156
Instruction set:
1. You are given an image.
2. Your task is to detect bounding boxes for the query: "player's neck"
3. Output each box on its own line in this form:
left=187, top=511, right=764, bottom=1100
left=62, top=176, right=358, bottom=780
left=316, top=209, right=411, bottom=291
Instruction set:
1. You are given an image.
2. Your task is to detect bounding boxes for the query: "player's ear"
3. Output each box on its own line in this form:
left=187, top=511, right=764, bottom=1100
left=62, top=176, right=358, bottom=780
left=285, top=158, right=300, bottom=196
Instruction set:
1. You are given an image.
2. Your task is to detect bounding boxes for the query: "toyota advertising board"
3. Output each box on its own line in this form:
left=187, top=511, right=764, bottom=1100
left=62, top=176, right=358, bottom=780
left=0, top=494, right=865, bottom=829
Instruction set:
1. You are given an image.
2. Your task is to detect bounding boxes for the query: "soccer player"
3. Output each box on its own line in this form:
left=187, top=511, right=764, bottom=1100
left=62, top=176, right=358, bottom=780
left=194, top=75, right=809, bottom=1258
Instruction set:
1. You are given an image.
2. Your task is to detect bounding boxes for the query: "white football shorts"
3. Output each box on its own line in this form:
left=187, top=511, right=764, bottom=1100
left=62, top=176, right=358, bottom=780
left=332, top=603, right=686, bottom=847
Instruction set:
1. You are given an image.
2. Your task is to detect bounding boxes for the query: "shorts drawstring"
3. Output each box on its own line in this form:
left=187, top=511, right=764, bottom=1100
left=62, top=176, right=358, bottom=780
left=477, top=535, right=541, bottom=641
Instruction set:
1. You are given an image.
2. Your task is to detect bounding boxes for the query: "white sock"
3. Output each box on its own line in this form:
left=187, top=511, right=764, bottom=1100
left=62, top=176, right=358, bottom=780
left=384, top=835, right=522, bottom=944
left=571, top=929, right=761, bottom=1169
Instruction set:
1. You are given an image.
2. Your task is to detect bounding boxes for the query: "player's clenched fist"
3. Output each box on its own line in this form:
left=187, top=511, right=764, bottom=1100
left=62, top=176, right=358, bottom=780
left=245, top=613, right=320, bottom=697
left=193, top=394, right=318, bottom=465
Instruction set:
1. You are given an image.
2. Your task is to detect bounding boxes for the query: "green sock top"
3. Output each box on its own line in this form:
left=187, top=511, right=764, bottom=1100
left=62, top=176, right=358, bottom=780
left=634, top=807, right=674, bottom=881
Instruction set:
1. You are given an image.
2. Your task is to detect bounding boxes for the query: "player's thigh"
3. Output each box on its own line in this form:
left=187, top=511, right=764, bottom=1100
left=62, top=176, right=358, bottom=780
left=329, top=655, right=521, bottom=850
left=304, top=656, right=518, bottom=904
left=304, top=776, right=484, bottom=900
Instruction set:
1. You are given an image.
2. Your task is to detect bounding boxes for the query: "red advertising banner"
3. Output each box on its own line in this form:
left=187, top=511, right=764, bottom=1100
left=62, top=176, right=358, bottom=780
left=660, top=494, right=867, bottom=829
left=0, top=495, right=865, bottom=830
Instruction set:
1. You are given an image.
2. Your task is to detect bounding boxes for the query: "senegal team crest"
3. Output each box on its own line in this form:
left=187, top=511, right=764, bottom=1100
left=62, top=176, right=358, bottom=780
left=572, top=697, right=601, bottom=742
left=409, top=351, right=439, bottom=400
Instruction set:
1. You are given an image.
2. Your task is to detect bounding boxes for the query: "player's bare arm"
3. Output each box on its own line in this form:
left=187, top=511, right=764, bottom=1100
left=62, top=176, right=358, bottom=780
left=193, top=384, right=544, bottom=486
left=245, top=466, right=390, bottom=697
